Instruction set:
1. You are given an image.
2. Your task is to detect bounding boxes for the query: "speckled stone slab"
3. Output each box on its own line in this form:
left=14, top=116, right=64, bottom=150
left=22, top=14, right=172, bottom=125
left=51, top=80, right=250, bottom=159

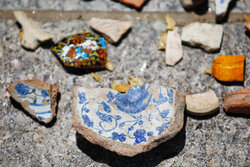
left=51, top=32, right=107, bottom=68
left=72, top=85, right=185, bottom=156
left=7, top=79, right=59, bottom=124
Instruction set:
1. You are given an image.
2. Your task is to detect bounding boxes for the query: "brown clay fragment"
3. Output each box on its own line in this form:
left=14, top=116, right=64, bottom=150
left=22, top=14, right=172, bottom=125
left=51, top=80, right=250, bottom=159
left=222, top=88, right=250, bottom=115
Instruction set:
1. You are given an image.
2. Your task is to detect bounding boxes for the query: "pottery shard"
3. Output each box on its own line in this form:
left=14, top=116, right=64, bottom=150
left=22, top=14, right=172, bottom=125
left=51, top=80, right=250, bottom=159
left=215, top=0, right=232, bottom=20
left=222, top=89, right=250, bottom=115
left=180, top=0, right=207, bottom=8
left=181, top=22, right=223, bottom=52
left=13, top=11, right=53, bottom=50
left=114, top=0, right=146, bottom=9
left=89, top=18, right=132, bottom=44
left=72, top=85, right=185, bottom=156
left=186, top=90, right=219, bottom=116
left=165, top=27, right=183, bottom=66
left=7, top=79, right=59, bottom=124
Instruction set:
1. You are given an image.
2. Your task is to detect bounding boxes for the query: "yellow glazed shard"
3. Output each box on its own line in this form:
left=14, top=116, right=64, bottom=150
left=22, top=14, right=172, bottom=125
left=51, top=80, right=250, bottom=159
left=165, top=13, right=176, bottom=31
left=212, top=55, right=245, bottom=82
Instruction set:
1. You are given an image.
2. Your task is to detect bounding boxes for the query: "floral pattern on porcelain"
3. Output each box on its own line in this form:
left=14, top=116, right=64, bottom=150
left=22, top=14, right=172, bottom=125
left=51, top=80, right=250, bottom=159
left=76, top=85, right=176, bottom=145
left=14, top=83, right=52, bottom=122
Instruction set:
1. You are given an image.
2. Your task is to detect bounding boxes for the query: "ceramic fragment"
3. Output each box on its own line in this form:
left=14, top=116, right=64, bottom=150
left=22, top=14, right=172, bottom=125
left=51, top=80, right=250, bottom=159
left=91, top=73, right=103, bottom=82
left=113, top=76, right=144, bottom=93
left=105, top=58, right=114, bottom=71
left=215, top=0, right=232, bottom=21
left=165, top=13, right=176, bottom=31
left=89, top=18, right=132, bottom=44
left=181, top=22, right=223, bottom=52
left=180, top=0, right=207, bottom=8
left=114, top=0, right=146, bottom=9
left=51, top=33, right=107, bottom=69
left=165, top=27, right=183, bottom=66
left=186, top=90, right=219, bottom=116
left=223, top=89, right=250, bottom=115
left=244, top=15, right=250, bottom=35
left=128, top=76, right=144, bottom=86
left=72, top=85, right=185, bottom=156
left=158, top=31, right=167, bottom=50
left=7, top=79, right=59, bottom=124
left=212, top=55, right=245, bottom=82
left=112, top=83, right=131, bottom=93
left=13, top=11, right=53, bottom=50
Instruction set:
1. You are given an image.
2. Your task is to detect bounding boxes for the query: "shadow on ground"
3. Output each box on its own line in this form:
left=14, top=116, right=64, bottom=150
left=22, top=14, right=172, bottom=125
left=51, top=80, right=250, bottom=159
left=76, top=115, right=187, bottom=167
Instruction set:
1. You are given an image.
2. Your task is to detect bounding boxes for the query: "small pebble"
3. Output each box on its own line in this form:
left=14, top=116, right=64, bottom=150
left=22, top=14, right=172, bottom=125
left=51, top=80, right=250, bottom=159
left=11, top=59, right=21, bottom=69
left=186, top=90, right=219, bottom=116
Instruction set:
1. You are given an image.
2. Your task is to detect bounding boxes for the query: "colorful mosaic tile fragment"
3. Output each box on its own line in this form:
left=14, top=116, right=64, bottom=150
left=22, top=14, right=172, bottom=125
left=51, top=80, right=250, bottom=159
left=51, top=33, right=107, bottom=68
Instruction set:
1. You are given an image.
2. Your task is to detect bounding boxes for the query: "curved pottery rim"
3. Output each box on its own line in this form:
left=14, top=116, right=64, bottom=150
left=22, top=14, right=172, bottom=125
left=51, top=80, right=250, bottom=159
left=72, top=85, right=185, bottom=157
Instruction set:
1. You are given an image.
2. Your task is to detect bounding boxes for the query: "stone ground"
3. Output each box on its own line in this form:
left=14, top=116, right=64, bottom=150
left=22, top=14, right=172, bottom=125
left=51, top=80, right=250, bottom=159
left=0, top=0, right=249, bottom=167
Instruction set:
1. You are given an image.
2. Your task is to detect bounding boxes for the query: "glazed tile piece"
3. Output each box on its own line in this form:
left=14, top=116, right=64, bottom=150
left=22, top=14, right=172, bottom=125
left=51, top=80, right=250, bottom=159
left=7, top=79, right=59, bottom=124
left=72, top=85, right=185, bottom=156
left=51, top=33, right=107, bottom=68
left=215, top=0, right=232, bottom=20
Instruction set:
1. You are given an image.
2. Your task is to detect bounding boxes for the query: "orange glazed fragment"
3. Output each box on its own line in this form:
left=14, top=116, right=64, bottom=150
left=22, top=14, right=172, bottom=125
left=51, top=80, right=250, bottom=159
left=212, top=55, right=245, bottom=82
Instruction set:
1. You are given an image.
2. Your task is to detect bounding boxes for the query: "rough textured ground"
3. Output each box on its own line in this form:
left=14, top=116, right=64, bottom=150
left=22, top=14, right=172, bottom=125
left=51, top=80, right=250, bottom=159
left=1, top=0, right=250, bottom=12
left=0, top=0, right=250, bottom=166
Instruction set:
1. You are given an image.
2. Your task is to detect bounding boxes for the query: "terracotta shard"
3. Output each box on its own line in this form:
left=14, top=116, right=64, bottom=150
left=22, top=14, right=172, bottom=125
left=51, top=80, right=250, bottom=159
left=51, top=33, right=107, bottom=68
left=212, top=55, right=245, bottom=82
left=165, top=27, right=183, bottom=66
left=89, top=18, right=132, bottom=44
left=72, top=85, right=185, bottom=156
left=7, top=79, right=59, bottom=124
left=114, top=0, right=147, bottom=9
left=223, top=89, right=250, bottom=115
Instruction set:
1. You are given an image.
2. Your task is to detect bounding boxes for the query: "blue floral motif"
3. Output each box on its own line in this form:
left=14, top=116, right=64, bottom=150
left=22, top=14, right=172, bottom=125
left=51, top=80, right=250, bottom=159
left=134, top=129, right=146, bottom=145
left=41, top=90, right=49, bottom=98
left=160, top=110, right=169, bottom=118
left=167, top=89, right=174, bottom=104
left=82, top=115, right=94, bottom=128
left=147, top=131, right=154, bottom=136
left=156, top=122, right=170, bottom=135
left=153, top=87, right=168, bottom=106
left=100, top=101, right=111, bottom=113
left=106, top=91, right=115, bottom=103
left=96, top=111, right=113, bottom=123
left=78, top=91, right=87, bottom=104
left=111, top=132, right=126, bottom=142
left=114, top=85, right=152, bottom=114
left=15, top=83, right=30, bottom=96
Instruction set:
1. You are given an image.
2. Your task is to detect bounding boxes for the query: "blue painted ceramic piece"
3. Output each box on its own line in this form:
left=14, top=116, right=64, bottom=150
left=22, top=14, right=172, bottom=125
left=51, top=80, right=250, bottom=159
left=74, top=85, right=176, bottom=145
left=14, top=83, right=52, bottom=122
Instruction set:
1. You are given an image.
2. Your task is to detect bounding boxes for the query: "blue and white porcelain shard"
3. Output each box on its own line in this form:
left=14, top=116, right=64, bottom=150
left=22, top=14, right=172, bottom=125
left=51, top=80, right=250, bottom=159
left=215, top=0, right=232, bottom=17
left=72, top=85, right=185, bottom=156
left=14, top=83, right=52, bottom=122
left=7, top=79, right=59, bottom=124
